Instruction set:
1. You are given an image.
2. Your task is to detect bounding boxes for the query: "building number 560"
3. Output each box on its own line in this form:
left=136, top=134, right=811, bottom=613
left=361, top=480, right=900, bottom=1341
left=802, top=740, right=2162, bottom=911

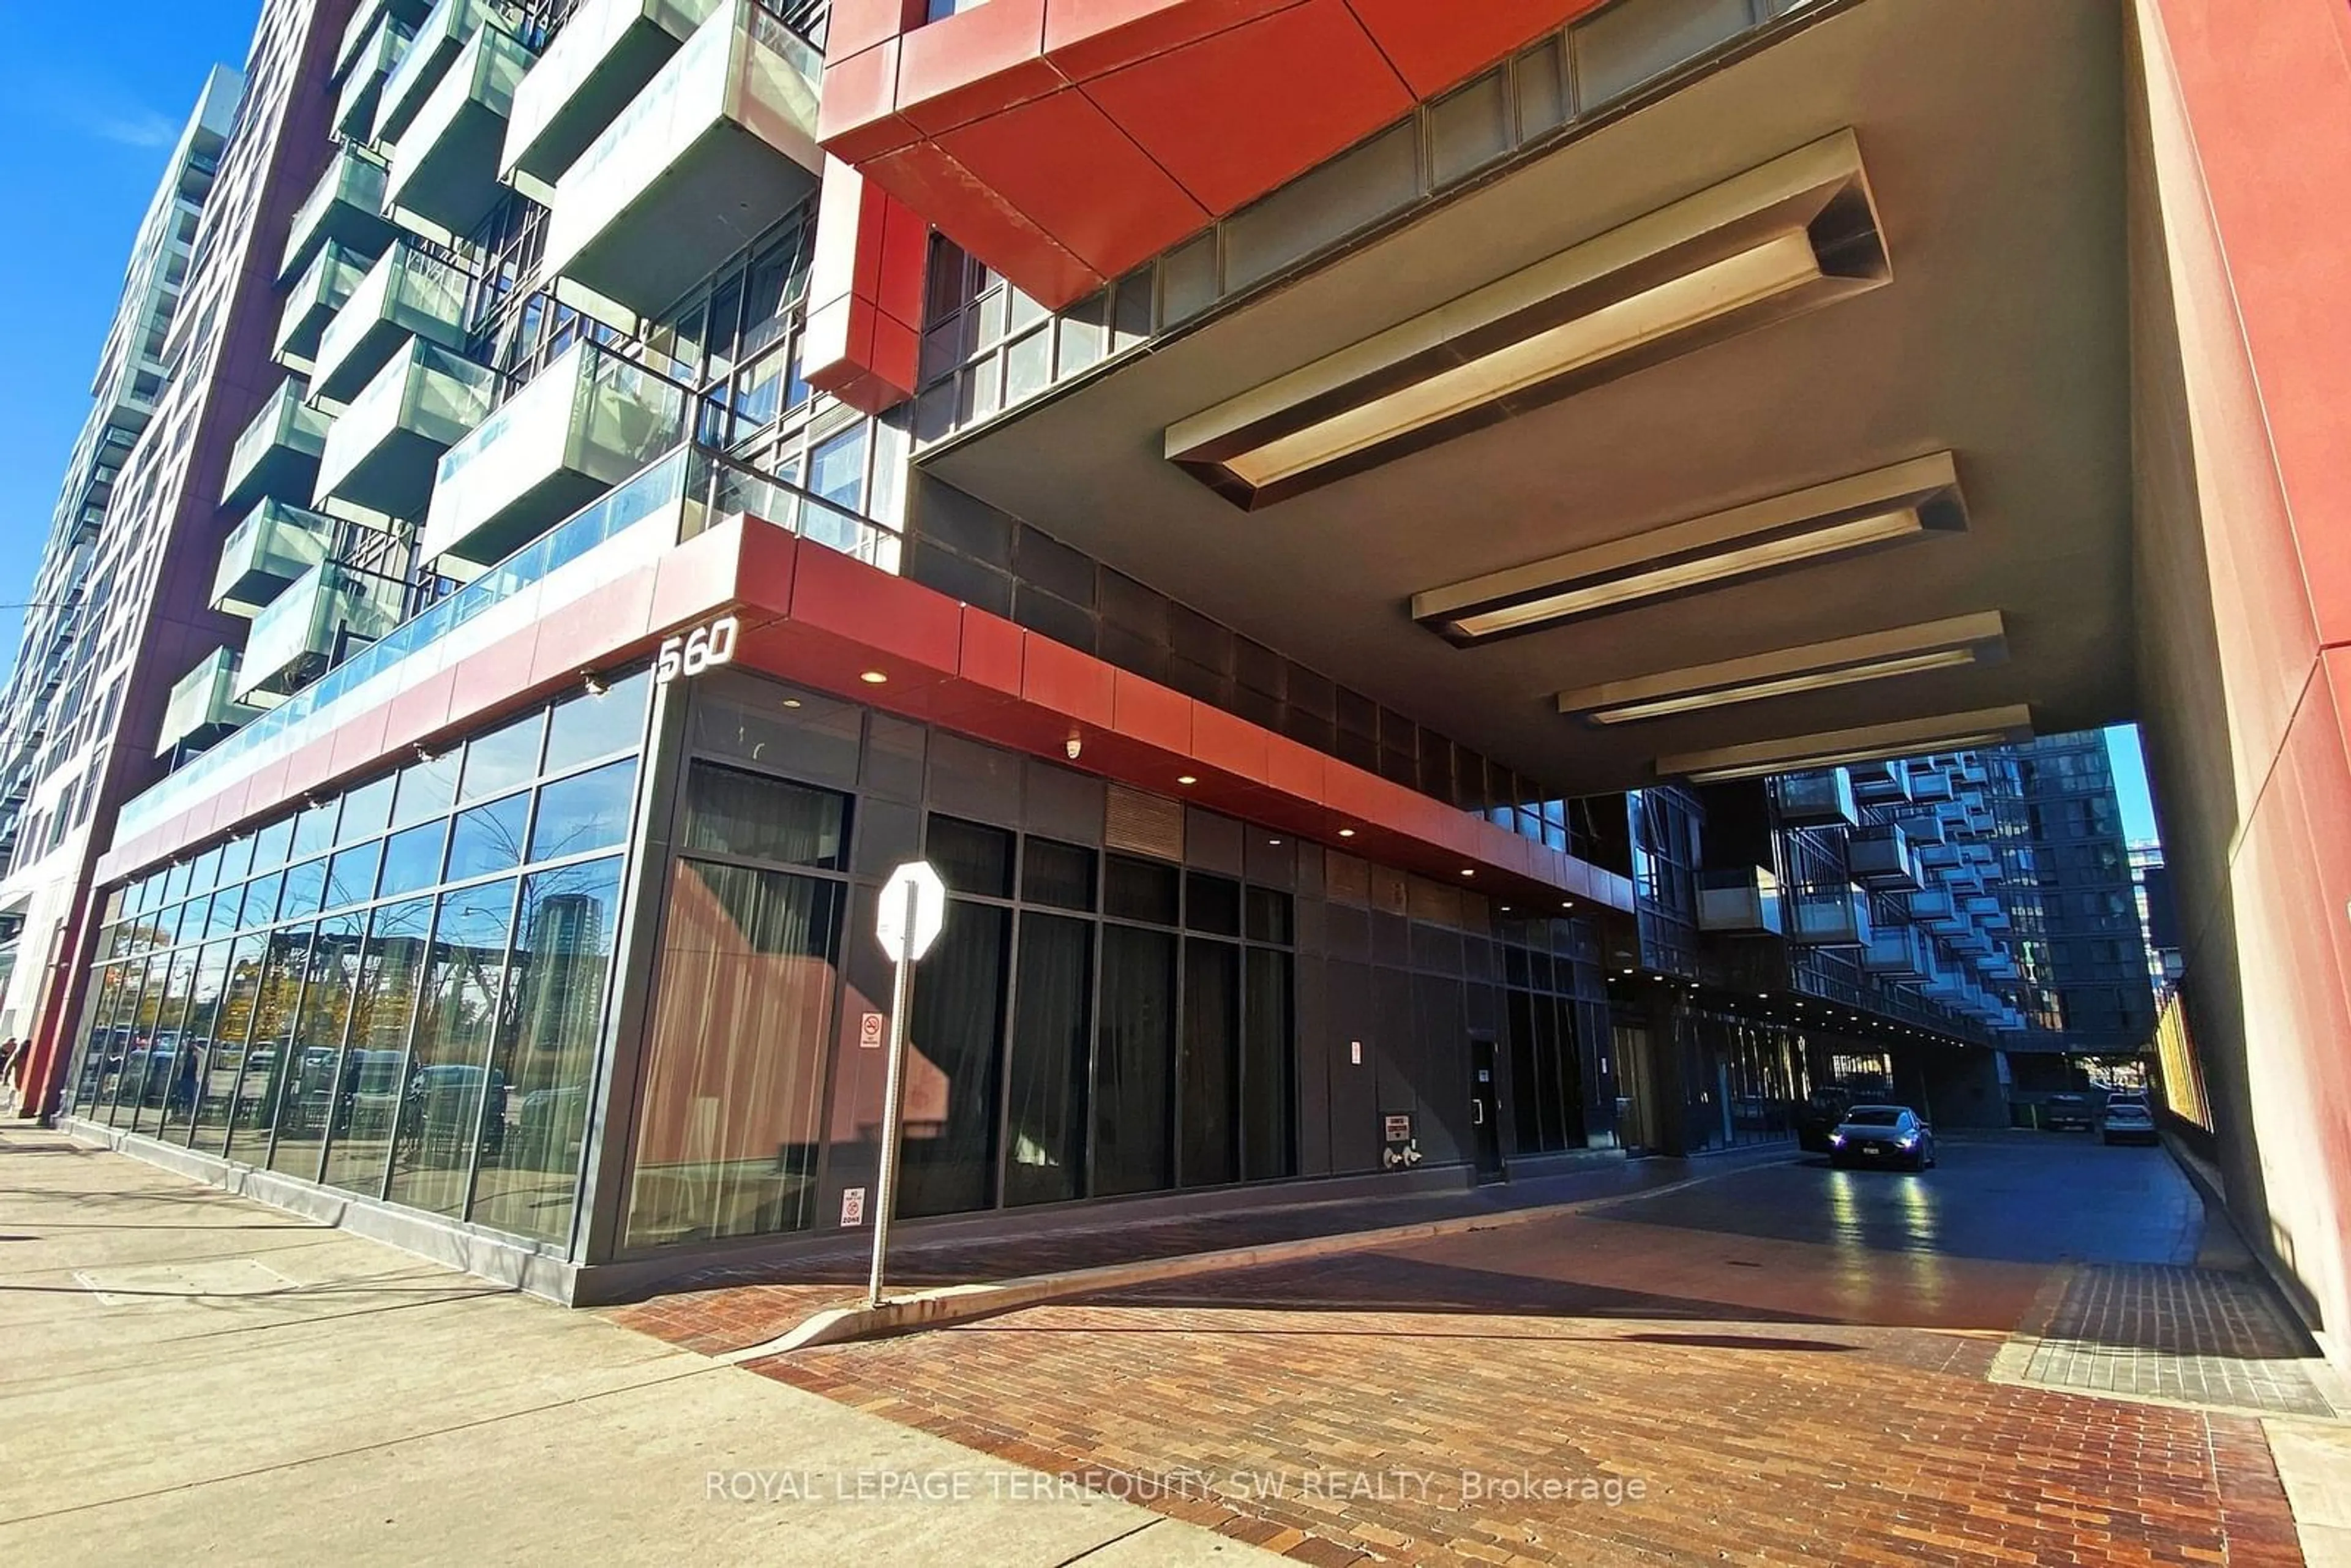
left=654, top=614, right=739, bottom=685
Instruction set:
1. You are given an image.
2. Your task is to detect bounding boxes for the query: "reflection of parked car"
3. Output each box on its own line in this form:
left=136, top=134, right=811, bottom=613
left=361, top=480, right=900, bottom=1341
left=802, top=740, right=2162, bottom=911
left=279, top=1046, right=347, bottom=1135
left=511, top=1085, right=583, bottom=1170
left=2101, top=1093, right=2159, bottom=1146
left=2042, top=1092, right=2094, bottom=1131
left=342, top=1049, right=407, bottom=1134
left=400, top=1065, right=506, bottom=1157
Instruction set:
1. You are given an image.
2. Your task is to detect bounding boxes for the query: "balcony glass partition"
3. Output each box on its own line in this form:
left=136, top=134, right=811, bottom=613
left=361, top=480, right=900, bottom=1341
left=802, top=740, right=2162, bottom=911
left=387, top=23, right=535, bottom=234
left=336, top=10, right=416, bottom=142
left=274, top=243, right=367, bottom=371
left=313, top=241, right=471, bottom=403
left=236, top=563, right=408, bottom=702
left=541, top=0, right=822, bottom=314
left=221, top=380, right=332, bottom=510
left=280, top=145, right=395, bottom=283
left=424, top=339, right=689, bottom=568
left=377, top=0, right=509, bottom=144
left=212, top=500, right=338, bottom=617
left=503, top=0, right=722, bottom=200
left=159, top=650, right=269, bottom=755
left=315, top=340, right=498, bottom=519
left=314, top=243, right=472, bottom=406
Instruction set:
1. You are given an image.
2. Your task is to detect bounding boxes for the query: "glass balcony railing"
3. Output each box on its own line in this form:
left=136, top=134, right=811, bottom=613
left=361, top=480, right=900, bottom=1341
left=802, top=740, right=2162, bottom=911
left=1862, top=926, right=1932, bottom=980
left=273, top=242, right=367, bottom=371
left=385, top=23, right=536, bottom=236
left=503, top=0, right=721, bottom=201
left=377, top=0, right=509, bottom=145
left=1695, top=866, right=1781, bottom=935
left=335, top=10, right=416, bottom=143
left=1771, top=767, right=1858, bottom=828
left=212, top=499, right=338, bottom=618
left=280, top=144, right=396, bottom=283
left=118, top=440, right=902, bottom=844
left=312, top=240, right=471, bottom=403
left=1845, top=825, right=1918, bottom=890
left=220, top=379, right=332, bottom=511
left=335, top=0, right=433, bottom=84
left=541, top=0, right=822, bottom=315
left=422, top=339, right=688, bottom=569
left=314, top=340, right=498, bottom=519
left=158, top=649, right=270, bottom=756
left=1788, top=886, right=1870, bottom=947
left=234, top=562, right=408, bottom=702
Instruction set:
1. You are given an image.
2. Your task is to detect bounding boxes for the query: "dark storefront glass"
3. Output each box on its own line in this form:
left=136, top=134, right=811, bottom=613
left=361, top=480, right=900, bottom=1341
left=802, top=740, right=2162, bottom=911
left=1241, top=948, right=1295, bottom=1180
left=1095, top=924, right=1176, bottom=1195
left=901, top=899, right=1010, bottom=1217
left=1179, top=938, right=1240, bottom=1186
left=683, top=762, right=844, bottom=868
left=1003, top=912, right=1092, bottom=1206
left=624, top=860, right=841, bottom=1247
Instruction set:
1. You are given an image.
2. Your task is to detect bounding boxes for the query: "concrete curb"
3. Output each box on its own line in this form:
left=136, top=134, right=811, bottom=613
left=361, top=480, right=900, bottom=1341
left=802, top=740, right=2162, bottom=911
left=719, top=1151, right=1799, bottom=1362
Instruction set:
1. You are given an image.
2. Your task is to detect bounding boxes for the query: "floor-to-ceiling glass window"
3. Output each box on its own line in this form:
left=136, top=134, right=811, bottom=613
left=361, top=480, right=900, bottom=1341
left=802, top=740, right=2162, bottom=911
left=623, top=763, right=846, bottom=1248
left=903, top=816, right=1012, bottom=1217
left=386, top=878, right=517, bottom=1216
left=1002, top=842, right=1094, bottom=1206
left=321, top=896, right=433, bottom=1195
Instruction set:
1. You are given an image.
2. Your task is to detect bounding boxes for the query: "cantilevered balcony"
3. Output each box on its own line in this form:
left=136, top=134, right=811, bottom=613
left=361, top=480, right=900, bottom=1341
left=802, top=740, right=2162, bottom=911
left=211, top=500, right=337, bottom=617
left=335, top=0, right=433, bottom=84
left=1771, top=768, right=1858, bottom=828
left=220, top=379, right=332, bottom=511
left=1696, top=867, right=1782, bottom=936
left=1788, top=886, right=1870, bottom=947
left=422, top=339, right=687, bottom=568
left=541, top=0, right=821, bottom=317
left=234, top=563, right=407, bottom=700
left=1906, top=762, right=1957, bottom=804
left=1862, top=926, right=1933, bottom=980
left=1846, top=825, right=1919, bottom=891
left=311, top=241, right=470, bottom=403
left=336, top=10, right=416, bottom=143
left=1847, top=759, right=1911, bottom=805
left=502, top=0, right=720, bottom=201
left=274, top=242, right=367, bottom=372
left=314, top=341, right=497, bottom=519
left=1907, top=887, right=1961, bottom=929
left=159, top=649, right=269, bottom=756
left=280, top=144, right=396, bottom=283
left=377, top=0, right=510, bottom=145
left=386, top=23, right=535, bottom=235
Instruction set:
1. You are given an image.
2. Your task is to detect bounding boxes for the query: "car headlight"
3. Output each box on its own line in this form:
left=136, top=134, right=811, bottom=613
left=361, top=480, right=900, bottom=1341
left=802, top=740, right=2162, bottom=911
left=1896, top=1132, right=1919, bottom=1147
left=1828, top=1133, right=1845, bottom=1146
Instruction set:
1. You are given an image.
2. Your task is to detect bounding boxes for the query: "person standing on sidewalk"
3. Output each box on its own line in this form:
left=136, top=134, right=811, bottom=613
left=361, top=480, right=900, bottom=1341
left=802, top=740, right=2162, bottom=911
left=0, top=1038, right=19, bottom=1116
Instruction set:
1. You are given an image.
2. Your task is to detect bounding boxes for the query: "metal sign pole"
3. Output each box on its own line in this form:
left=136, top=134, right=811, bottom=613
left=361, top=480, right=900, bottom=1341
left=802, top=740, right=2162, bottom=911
left=866, top=877, right=920, bottom=1310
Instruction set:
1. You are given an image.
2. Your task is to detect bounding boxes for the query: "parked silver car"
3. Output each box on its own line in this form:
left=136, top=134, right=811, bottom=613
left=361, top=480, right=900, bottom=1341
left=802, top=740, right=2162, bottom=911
left=2101, top=1093, right=2160, bottom=1146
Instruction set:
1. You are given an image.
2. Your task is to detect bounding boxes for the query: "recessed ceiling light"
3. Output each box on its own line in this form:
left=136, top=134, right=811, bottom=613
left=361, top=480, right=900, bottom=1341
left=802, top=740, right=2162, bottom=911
left=1338, top=827, right=1356, bottom=838
left=1177, top=775, right=1198, bottom=786
left=1556, top=611, right=2008, bottom=724
left=1460, top=868, right=1475, bottom=877
left=1417, top=453, right=1963, bottom=643
left=782, top=698, right=802, bottom=708
left=858, top=670, right=888, bottom=685
left=1164, top=132, right=1888, bottom=509
left=1267, top=838, right=1283, bottom=846
left=1657, top=705, right=2035, bottom=785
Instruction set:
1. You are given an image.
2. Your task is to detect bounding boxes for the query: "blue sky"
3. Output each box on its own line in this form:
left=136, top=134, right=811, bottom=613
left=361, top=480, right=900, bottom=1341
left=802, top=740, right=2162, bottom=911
left=0, top=0, right=259, bottom=673
left=2105, top=724, right=2161, bottom=845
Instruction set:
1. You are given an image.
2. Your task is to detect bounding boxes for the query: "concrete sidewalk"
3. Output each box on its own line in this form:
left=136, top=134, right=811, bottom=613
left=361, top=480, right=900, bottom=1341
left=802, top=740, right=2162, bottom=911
left=0, top=1128, right=1275, bottom=1567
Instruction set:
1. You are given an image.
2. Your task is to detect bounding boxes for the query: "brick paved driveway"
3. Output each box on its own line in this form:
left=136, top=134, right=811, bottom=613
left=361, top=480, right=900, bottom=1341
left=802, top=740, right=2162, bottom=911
left=632, top=1136, right=2311, bottom=1565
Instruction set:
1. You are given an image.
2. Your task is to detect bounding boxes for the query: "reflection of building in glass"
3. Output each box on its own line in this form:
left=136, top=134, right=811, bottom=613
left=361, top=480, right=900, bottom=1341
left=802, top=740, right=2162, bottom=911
left=2129, top=841, right=2183, bottom=997
left=519, top=891, right=609, bottom=1057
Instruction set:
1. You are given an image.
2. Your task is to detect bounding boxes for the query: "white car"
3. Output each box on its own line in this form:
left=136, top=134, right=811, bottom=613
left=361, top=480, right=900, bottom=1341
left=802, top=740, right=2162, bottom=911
left=2101, top=1093, right=2159, bottom=1145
